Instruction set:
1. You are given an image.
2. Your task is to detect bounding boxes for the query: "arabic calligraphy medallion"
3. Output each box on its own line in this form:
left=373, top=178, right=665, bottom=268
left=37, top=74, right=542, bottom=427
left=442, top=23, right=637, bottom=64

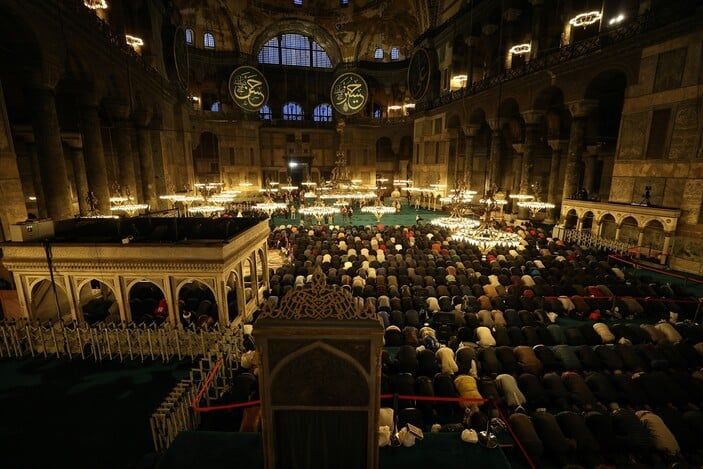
left=330, top=72, right=368, bottom=116
left=228, top=66, right=269, bottom=112
left=408, top=48, right=431, bottom=100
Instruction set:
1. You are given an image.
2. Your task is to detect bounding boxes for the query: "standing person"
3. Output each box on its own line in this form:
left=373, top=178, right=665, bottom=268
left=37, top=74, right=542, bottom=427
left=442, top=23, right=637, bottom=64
left=348, top=206, right=354, bottom=224
left=290, top=205, right=296, bottom=220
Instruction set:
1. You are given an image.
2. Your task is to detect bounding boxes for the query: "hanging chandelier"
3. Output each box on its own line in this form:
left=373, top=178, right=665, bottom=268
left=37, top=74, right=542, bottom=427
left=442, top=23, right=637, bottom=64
left=253, top=199, right=288, bottom=217
left=189, top=205, right=225, bottom=215
left=431, top=215, right=480, bottom=231
left=517, top=199, right=556, bottom=217
left=84, top=0, right=108, bottom=9
left=110, top=203, right=149, bottom=215
left=452, top=190, right=521, bottom=253
left=299, top=203, right=340, bottom=224
left=361, top=201, right=396, bottom=222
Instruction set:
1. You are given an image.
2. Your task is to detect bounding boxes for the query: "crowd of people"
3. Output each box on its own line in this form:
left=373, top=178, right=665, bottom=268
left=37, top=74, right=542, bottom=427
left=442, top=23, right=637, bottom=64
left=226, top=220, right=703, bottom=467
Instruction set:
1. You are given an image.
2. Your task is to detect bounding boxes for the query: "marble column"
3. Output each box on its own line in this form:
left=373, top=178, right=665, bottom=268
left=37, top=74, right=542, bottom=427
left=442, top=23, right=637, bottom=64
left=486, top=119, right=506, bottom=192
left=150, top=116, right=167, bottom=209
left=79, top=103, right=110, bottom=213
left=462, top=125, right=479, bottom=188
left=26, top=142, right=48, bottom=218
left=562, top=100, right=597, bottom=202
left=520, top=111, right=544, bottom=194
left=133, top=109, right=156, bottom=208
left=547, top=140, right=568, bottom=204
left=25, top=86, right=73, bottom=221
left=104, top=98, right=138, bottom=199
left=661, top=232, right=673, bottom=265
left=68, top=146, right=90, bottom=216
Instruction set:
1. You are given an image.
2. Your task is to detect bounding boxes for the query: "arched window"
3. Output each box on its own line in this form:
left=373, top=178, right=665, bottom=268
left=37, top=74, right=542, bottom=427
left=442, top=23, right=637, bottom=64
left=373, top=105, right=381, bottom=119
left=260, top=104, right=272, bottom=120
left=257, top=33, right=332, bottom=68
left=204, top=32, right=215, bottom=49
left=210, top=102, right=220, bottom=112
left=283, top=102, right=304, bottom=121
left=340, top=0, right=349, bottom=5
left=185, top=28, right=194, bottom=45
left=374, top=48, right=384, bottom=60
left=390, top=47, right=400, bottom=60
left=293, top=0, right=302, bottom=4
left=313, top=103, right=332, bottom=122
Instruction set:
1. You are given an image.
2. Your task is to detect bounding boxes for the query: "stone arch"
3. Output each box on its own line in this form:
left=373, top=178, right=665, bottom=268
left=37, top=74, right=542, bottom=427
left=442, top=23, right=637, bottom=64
left=584, top=69, right=628, bottom=146
left=29, top=279, right=71, bottom=322
left=564, top=208, right=578, bottom=229
left=619, top=216, right=639, bottom=245
left=599, top=213, right=617, bottom=239
left=256, top=249, right=266, bottom=291
left=176, top=279, right=218, bottom=328
left=126, top=280, right=166, bottom=324
left=243, top=256, right=255, bottom=304
left=252, top=20, right=341, bottom=65
left=226, top=271, right=241, bottom=323
left=534, top=86, right=569, bottom=139
left=269, top=341, right=370, bottom=405
left=76, top=278, right=118, bottom=324
left=581, top=210, right=595, bottom=232
left=642, top=219, right=665, bottom=255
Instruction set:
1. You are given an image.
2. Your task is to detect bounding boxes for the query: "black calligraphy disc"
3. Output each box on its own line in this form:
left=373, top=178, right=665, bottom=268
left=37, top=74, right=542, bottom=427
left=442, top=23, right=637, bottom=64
left=407, top=48, right=431, bottom=100
left=330, top=72, right=368, bottom=116
left=228, top=66, right=269, bottom=112
left=173, top=26, right=189, bottom=90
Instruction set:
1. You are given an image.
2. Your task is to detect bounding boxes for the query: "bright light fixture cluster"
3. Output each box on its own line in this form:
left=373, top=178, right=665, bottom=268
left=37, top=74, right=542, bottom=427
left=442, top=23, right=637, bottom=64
left=509, top=43, right=531, bottom=55
left=608, top=14, right=625, bottom=25
left=452, top=226, right=521, bottom=251
left=188, top=205, right=225, bottom=214
left=125, top=34, right=144, bottom=48
left=431, top=216, right=480, bottom=231
left=110, top=203, right=149, bottom=213
left=84, top=0, right=108, bottom=9
left=569, top=11, right=602, bottom=27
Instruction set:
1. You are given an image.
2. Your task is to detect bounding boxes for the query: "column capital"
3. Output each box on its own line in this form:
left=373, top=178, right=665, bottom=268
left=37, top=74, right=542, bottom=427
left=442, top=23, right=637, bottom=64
left=548, top=139, right=569, bottom=151
left=487, top=118, right=508, bottom=132
left=512, top=143, right=526, bottom=154
left=462, top=124, right=481, bottom=137
left=521, top=110, right=545, bottom=126
left=567, top=99, right=598, bottom=118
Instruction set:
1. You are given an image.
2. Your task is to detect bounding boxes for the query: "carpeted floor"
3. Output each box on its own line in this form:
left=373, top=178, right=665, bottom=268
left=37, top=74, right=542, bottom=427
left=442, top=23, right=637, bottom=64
left=0, top=358, right=190, bottom=469
left=271, top=205, right=444, bottom=228
left=157, top=431, right=512, bottom=469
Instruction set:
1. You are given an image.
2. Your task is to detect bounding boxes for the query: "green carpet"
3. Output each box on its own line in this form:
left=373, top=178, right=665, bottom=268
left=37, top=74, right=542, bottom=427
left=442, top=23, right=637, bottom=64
left=271, top=206, right=446, bottom=228
left=157, top=431, right=511, bottom=469
left=0, top=358, right=190, bottom=469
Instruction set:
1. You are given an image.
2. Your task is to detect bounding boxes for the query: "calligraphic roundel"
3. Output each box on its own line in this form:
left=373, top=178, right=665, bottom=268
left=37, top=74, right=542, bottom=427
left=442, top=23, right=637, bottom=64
left=407, top=48, right=431, bottom=100
left=330, top=72, right=368, bottom=116
left=228, top=66, right=269, bottom=112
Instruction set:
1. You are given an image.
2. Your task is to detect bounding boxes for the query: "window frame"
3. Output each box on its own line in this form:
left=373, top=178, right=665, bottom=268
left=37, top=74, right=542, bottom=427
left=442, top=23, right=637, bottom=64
left=259, top=104, right=273, bottom=121
left=185, top=28, right=194, bottom=45
left=390, top=47, right=399, bottom=60
left=374, top=48, right=384, bottom=60
left=258, top=33, right=332, bottom=68
left=313, top=103, right=333, bottom=122
left=203, top=31, right=215, bottom=49
left=282, top=102, right=305, bottom=121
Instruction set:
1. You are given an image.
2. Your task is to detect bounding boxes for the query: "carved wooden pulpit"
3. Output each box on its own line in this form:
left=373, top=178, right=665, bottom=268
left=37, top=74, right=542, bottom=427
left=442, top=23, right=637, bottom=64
left=254, top=267, right=383, bottom=469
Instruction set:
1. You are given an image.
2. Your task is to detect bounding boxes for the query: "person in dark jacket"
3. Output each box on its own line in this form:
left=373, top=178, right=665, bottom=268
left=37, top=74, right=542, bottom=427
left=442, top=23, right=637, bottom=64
left=531, top=410, right=575, bottom=465
left=556, top=411, right=601, bottom=465
left=509, top=413, right=544, bottom=461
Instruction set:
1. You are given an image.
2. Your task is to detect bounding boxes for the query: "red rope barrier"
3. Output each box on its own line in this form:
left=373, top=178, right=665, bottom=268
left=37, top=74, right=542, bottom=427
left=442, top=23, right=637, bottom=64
left=540, top=294, right=701, bottom=304
left=191, top=358, right=223, bottom=412
left=609, top=254, right=703, bottom=285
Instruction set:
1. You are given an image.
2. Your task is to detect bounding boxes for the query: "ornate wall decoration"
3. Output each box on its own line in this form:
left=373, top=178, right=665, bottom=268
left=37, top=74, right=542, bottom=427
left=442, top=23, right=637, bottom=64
left=668, top=100, right=700, bottom=159
left=407, top=48, right=431, bottom=100
left=173, top=26, right=189, bottom=89
left=330, top=72, right=368, bottom=116
left=228, top=66, right=269, bottom=112
left=260, top=266, right=377, bottom=320
left=653, top=47, right=687, bottom=93
left=617, top=112, right=648, bottom=160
